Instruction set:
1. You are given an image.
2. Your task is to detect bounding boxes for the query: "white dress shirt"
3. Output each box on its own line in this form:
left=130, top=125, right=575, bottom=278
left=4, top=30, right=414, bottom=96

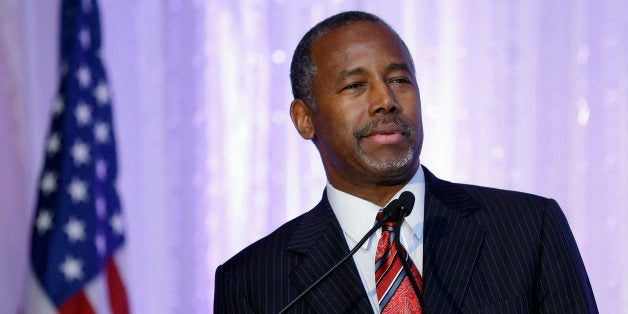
left=326, top=167, right=425, bottom=312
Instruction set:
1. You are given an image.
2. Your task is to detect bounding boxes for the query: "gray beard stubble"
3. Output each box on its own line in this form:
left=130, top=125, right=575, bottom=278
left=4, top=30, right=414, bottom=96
left=353, top=116, right=416, bottom=171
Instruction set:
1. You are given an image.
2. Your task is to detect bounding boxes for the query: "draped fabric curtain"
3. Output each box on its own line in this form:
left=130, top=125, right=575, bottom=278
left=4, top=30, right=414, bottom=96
left=1, top=0, right=626, bottom=313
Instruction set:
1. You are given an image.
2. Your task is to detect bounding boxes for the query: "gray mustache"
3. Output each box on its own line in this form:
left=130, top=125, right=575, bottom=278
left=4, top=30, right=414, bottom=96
left=354, top=116, right=414, bottom=140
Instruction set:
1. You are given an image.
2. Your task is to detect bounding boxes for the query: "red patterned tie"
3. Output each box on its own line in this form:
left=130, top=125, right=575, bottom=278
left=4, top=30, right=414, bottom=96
left=375, top=212, right=423, bottom=313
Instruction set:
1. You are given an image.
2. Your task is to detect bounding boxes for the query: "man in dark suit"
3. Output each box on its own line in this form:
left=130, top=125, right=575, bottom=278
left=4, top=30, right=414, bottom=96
left=214, top=11, right=597, bottom=313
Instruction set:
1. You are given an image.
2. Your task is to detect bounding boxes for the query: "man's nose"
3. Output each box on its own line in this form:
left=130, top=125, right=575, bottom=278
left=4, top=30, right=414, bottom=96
left=368, top=81, right=398, bottom=115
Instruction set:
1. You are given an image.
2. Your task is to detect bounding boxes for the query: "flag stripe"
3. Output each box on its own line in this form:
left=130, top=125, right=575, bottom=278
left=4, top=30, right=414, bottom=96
left=107, top=258, right=130, bottom=314
left=59, top=291, right=95, bottom=314
left=84, top=268, right=112, bottom=314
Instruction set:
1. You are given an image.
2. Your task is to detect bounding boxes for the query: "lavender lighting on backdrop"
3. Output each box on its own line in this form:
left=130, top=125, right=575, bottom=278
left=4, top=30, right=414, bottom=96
left=1, top=0, right=626, bottom=313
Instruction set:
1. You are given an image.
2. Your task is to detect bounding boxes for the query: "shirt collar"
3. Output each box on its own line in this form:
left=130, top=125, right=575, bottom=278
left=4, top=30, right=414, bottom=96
left=327, top=166, right=426, bottom=249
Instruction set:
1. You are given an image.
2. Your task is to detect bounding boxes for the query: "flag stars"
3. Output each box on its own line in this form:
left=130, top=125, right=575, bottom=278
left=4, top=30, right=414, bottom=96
left=79, top=28, right=91, bottom=50
left=110, top=213, right=124, bottom=235
left=96, top=159, right=108, bottom=180
left=94, top=122, right=110, bottom=143
left=59, top=255, right=84, bottom=282
left=96, top=197, right=106, bottom=218
left=95, top=233, right=106, bottom=256
left=77, top=66, right=91, bottom=88
left=36, top=210, right=54, bottom=235
left=47, top=133, right=61, bottom=155
left=71, top=140, right=91, bottom=165
left=41, top=172, right=58, bottom=195
left=94, top=82, right=109, bottom=105
left=75, top=102, right=93, bottom=126
left=67, top=179, right=88, bottom=203
left=64, top=217, right=86, bottom=242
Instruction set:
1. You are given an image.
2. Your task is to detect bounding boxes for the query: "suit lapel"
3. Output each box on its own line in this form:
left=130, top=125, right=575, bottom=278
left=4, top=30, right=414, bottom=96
left=422, top=166, right=485, bottom=312
left=286, top=192, right=373, bottom=313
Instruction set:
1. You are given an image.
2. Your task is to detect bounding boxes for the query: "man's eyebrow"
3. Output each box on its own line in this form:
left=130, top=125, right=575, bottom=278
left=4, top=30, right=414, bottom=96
left=339, top=67, right=366, bottom=80
left=387, top=63, right=411, bottom=73
left=339, top=63, right=412, bottom=80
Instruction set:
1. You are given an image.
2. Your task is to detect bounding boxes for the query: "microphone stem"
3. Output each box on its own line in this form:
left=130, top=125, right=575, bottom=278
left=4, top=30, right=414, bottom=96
left=278, top=212, right=393, bottom=314
left=394, top=223, right=424, bottom=309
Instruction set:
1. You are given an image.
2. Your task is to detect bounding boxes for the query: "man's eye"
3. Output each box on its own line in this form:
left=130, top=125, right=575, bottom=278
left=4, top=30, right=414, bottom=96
left=390, top=77, right=411, bottom=84
left=344, top=83, right=364, bottom=90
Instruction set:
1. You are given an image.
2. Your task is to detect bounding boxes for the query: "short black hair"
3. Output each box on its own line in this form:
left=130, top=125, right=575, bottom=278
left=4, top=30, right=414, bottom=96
left=289, top=11, right=413, bottom=110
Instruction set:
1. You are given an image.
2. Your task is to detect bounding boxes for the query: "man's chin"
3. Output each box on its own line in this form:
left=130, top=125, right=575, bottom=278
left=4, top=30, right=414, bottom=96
left=358, top=149, right=416, bottom=174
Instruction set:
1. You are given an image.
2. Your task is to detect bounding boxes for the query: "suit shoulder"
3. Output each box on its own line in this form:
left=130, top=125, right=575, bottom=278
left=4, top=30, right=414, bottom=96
left=447, top=180, right=560, bottom=221
left=214, top=207, right=323, bottom=313
left=461, top=182, right=551, bottom=204
left=424, top=167, right=554, bottom=212
left=217, top=211, right=306, bottom=272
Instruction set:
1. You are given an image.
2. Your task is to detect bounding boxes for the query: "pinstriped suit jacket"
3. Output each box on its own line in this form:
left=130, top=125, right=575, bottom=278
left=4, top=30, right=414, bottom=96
left=214, top=166, right=597, bottom=313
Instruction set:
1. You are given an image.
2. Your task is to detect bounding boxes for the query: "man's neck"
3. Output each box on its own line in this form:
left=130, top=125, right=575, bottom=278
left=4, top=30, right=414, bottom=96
left=327, top=166, right=420, bottom=207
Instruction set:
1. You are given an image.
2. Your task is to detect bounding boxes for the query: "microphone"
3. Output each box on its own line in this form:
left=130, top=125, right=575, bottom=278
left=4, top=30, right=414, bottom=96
left=390, top=192, right=424, bottom=308
left=278, top=192, right=415, bottom=313
left=386, top=191, right=415, bottom=223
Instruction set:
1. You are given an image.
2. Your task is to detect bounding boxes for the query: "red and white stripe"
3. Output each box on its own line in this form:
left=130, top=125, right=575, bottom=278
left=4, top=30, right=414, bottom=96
left=25, top=252, right=129, bottom=314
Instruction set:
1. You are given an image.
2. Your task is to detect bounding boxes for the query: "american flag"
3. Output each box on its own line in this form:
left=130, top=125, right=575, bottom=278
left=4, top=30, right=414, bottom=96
left=27, top=0, right=130, bottom=313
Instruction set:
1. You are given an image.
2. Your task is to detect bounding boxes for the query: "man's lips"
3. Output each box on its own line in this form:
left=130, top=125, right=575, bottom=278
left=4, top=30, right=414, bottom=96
left=361, top=125, right=407, bottom=145
left=354, top=116, right=414, bottom=146
left=366, top=132, right=405, bottom=144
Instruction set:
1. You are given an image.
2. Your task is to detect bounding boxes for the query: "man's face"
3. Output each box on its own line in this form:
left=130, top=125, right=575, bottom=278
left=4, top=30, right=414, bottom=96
left=304, top=21, right=423, bottom=190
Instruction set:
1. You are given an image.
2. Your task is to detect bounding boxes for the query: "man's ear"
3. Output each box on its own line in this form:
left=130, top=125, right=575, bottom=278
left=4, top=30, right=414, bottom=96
left=290, top=99, right=315, bottom=140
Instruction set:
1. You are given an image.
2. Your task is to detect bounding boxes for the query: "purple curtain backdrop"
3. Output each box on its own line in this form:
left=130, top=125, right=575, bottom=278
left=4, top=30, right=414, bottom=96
left=1, top=1, right=626, bottom=313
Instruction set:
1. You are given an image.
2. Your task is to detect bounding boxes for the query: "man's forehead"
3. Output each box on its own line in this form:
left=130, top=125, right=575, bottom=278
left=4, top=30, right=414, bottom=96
left=314, top=20, right=392, bottom=46
left=313, top=28, right=412, bottom=74
left=314, top=23, right=403, bottom=55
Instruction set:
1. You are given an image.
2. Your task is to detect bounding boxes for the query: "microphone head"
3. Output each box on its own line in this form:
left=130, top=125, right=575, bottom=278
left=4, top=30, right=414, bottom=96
left=398, top=191, right=415, bottom=217
left=381, top=191, right=415, bottom=223
left=381, top=199, right=400, bottom=222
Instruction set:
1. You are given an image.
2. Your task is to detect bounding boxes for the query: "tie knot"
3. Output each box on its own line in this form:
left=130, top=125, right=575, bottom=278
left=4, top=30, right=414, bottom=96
left=376, top=211, right=399, bottom=229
